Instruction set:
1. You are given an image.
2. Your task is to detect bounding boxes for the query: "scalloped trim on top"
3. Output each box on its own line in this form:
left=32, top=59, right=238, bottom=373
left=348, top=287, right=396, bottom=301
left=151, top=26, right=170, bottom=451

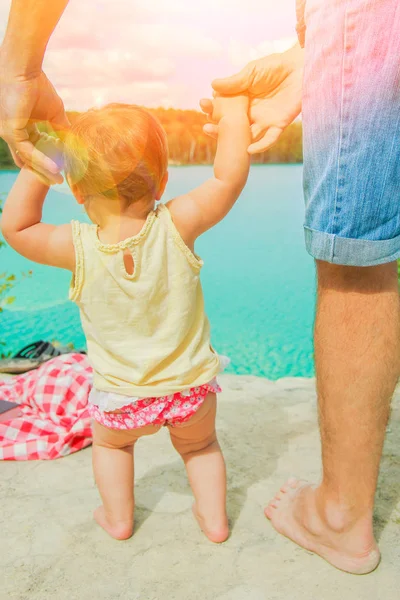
left=91, top=209, right=157, bottom=253
left=158, top=204, right=203, bottom=272
left=69, top=220, right=85, bottom=301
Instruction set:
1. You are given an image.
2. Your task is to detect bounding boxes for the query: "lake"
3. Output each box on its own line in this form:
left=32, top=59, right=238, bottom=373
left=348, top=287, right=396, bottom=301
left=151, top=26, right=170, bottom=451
left=0, top=165, right=316, bottom=379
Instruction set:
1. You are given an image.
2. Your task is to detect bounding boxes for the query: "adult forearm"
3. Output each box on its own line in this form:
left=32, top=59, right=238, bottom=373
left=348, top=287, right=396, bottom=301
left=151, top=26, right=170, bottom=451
left=285, top=41, right=305, bottom=71
left=1, top=0, right=69, bottom=76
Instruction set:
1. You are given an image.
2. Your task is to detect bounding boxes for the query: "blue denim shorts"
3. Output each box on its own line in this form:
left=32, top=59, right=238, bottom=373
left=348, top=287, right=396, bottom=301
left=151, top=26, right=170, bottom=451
left=302, top=0, right=400, bottom=266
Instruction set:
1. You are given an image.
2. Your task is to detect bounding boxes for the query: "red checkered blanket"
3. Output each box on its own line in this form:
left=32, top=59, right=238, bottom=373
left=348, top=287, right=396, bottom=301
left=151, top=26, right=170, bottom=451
left=0, top=353, right=93, bottom=460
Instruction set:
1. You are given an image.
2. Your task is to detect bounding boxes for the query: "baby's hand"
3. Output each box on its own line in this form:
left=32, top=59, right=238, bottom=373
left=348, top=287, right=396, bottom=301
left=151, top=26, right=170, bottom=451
left=34, top=133, right=64, bottom=185
left=200, top=94, right=249, bottom=124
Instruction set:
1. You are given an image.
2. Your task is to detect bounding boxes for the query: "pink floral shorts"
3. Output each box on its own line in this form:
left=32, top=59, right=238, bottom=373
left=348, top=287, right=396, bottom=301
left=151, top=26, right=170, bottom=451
left=89, top=379, right=221, bottom=430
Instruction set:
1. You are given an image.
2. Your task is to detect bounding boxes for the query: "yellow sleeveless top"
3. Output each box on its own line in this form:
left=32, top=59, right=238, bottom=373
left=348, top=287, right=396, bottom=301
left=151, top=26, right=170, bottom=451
left=69, top=204, right=220, bottom=397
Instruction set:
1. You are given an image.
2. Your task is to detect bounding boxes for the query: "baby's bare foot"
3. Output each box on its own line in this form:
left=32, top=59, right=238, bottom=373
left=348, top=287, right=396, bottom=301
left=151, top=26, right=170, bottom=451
left=265, top=479, right=381, bottom=575
left=94, top=506, right=133, bottom=541
left=192, top=504, right=229, bottom=544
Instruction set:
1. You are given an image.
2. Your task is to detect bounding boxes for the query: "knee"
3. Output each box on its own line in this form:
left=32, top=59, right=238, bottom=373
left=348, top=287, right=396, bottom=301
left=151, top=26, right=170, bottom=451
left=92, top=422, right=135, bottom=451
left=93, top=438, right=134, bottom=451
left=316, top=260, right=398, bottom=293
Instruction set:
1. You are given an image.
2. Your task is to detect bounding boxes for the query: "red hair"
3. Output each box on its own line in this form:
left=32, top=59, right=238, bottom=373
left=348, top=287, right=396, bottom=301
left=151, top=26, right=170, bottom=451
left=64, top=103, right=168, bottom=203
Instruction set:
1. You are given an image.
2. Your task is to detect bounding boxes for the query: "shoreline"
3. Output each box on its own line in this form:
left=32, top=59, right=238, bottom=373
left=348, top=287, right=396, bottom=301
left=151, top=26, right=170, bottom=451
left=0, top=162, right=304, bottom=173
left=0, top=370, right=315, bottom=382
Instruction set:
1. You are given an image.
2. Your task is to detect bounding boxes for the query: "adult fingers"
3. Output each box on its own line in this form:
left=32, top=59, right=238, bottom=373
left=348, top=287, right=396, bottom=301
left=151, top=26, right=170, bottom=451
left=30, top=164, right=63, bottom=185
left=203, top=123, right=219, bottom=140
left=14, top=137, right=64, bottom=184
left=248, top=126, right=283, bottom=154
left=200, top=98, right=216, bottom=123
left=35, top=131, right=65, bottom=173
left=8, top=145, right=25, bottom=168
left=48, top=107, right=71, bottom=141
left=13, top=123, right=63, bottom=182
left=250, top=122, right=266, bottom=143
left=24, top=164, right=55, bottom=186
left=51, top=109, right=71, bottom=132
left=200, top=98, right=213, bottom=115
left=42, top=77, right=70, bottom=133
left=212, top=63, right=252, bottom=95
left=10, top=146, right=63, bottom=185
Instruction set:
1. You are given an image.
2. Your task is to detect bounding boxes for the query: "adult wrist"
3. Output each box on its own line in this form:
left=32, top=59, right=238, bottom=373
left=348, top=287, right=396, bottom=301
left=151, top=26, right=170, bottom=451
left=0, top=39, right=44, bottom=79
left=284, top=42, right=305, bottom=72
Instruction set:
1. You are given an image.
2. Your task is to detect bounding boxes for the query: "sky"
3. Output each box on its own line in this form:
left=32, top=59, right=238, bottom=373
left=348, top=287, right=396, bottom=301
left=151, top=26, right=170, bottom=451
left=0, top=0, right=297, bottom=110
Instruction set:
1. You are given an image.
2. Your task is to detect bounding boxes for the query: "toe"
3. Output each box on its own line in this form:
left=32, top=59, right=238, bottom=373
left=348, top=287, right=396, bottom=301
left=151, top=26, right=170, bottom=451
left=280, top=478, right=298, bottom=493
left=265, top=478, right=305, bottom=521
left=264, top=505, right=275, bottom=520
left=287, top=477, right=299, bottom=488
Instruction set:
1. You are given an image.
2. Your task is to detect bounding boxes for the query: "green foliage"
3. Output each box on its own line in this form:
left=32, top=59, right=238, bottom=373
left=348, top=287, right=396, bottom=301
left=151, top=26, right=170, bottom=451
left=0, top=109, right=304, bottom=168
left=39, top=108, right=303, bottom=166
left=149, top=109, right=303, bottom=165
left=0, top=274, right=16, bottom=310
left=151, top=108, right=215, bottom=165
left=251, top=122, right=303, bottom=164
left=0, top=138, right=15, bottom=169
left=0, top=195, right=15, bottom=315
left=0, top=194, right=17, bottom=355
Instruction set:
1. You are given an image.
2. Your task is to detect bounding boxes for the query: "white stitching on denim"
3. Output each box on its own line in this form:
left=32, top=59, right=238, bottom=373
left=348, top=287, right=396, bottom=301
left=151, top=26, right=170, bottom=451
left=332, top=3, right=349, bottom=236
left=330, top=234, right=336, bottom=262
left=375, top=60, right=400, bottom=225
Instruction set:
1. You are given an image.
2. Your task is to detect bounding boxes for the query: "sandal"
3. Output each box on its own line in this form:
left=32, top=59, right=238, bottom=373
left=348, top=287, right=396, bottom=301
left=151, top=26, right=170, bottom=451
left=0, top=341, right=61, bottom=375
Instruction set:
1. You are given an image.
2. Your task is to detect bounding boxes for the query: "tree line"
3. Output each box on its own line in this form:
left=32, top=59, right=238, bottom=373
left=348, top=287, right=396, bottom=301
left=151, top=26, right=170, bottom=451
left=0, top=108, right=303, bottom=169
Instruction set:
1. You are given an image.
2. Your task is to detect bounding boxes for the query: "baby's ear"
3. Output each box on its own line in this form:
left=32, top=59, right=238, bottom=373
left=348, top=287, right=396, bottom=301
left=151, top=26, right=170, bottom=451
left=66, top=175, right=85, bottom=205
left=74, top=191, right=85, bottom=205
left=156, top=172, right=169, bottom=200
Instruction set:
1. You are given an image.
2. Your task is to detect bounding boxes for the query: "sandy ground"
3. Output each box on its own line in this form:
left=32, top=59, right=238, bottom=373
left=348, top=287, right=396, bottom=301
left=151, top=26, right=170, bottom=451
left=1, top=374, right=400, bottom=600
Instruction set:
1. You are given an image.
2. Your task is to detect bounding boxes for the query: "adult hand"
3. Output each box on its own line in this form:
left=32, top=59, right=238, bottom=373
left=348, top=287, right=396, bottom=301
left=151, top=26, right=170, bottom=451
left=0, top=66, right=70, bottom=183
left=201, top=44, right=304, bottom=154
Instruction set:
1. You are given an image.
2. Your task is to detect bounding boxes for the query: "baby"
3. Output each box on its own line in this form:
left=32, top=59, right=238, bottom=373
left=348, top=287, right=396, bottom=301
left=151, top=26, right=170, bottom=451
left=1, top=95, right=250, bottom=542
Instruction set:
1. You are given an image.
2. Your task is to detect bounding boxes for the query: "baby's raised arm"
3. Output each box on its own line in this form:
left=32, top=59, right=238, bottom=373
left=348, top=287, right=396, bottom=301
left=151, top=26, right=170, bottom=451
left=0, top=137, right=75, bottom=271
left=167, top=95, right=251, bottom=245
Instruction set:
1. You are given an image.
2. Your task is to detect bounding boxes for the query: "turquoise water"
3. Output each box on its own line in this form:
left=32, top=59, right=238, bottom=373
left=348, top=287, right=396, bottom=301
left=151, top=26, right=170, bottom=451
left=0, top=166, right=316, bottom=379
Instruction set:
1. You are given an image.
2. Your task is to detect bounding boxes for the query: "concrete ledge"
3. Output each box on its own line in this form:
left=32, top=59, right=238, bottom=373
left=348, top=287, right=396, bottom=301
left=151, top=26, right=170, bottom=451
left=1, top=375, right=400, bottom=598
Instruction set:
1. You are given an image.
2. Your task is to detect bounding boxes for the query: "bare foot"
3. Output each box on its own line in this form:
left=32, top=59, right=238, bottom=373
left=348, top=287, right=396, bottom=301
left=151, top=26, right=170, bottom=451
left=265, top=479, right=381, bottom=575
left=192, top=504, right=229, bottom=544
left=94, top=506, right=133, bottom=541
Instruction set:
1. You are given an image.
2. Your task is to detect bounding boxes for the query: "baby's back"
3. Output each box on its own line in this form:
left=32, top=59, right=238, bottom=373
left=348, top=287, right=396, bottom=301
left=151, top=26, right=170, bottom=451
left=69, top=204, right=220, bottom=397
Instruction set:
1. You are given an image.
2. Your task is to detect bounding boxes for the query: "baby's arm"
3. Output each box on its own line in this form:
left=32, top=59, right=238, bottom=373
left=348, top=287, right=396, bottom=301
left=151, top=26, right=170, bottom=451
left=1, top=166, right=75, bottom=271
left=167, top=95, right=251, bottom=244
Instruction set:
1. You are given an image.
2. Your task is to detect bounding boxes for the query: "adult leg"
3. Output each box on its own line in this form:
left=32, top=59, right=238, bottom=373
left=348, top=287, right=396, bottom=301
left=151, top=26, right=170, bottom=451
left=266, top=261, right=400, bottom=573
left=169, top=393, right=229, bottom=543
left=92, top=420, right=161, bottom=540
left=266, top=0, right=400, bottom=573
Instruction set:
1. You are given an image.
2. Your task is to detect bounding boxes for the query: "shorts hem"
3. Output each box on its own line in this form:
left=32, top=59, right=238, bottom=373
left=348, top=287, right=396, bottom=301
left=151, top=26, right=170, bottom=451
left=304, top=226, right=400, bottom=267
left=89, top=380, right=221, bottom=431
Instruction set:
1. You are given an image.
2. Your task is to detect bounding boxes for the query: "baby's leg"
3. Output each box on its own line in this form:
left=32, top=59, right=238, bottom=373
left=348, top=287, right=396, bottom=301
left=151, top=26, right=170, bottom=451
left=92, top=420, right=161, bottom=540
left=168, top=393, right=228, bottom=543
